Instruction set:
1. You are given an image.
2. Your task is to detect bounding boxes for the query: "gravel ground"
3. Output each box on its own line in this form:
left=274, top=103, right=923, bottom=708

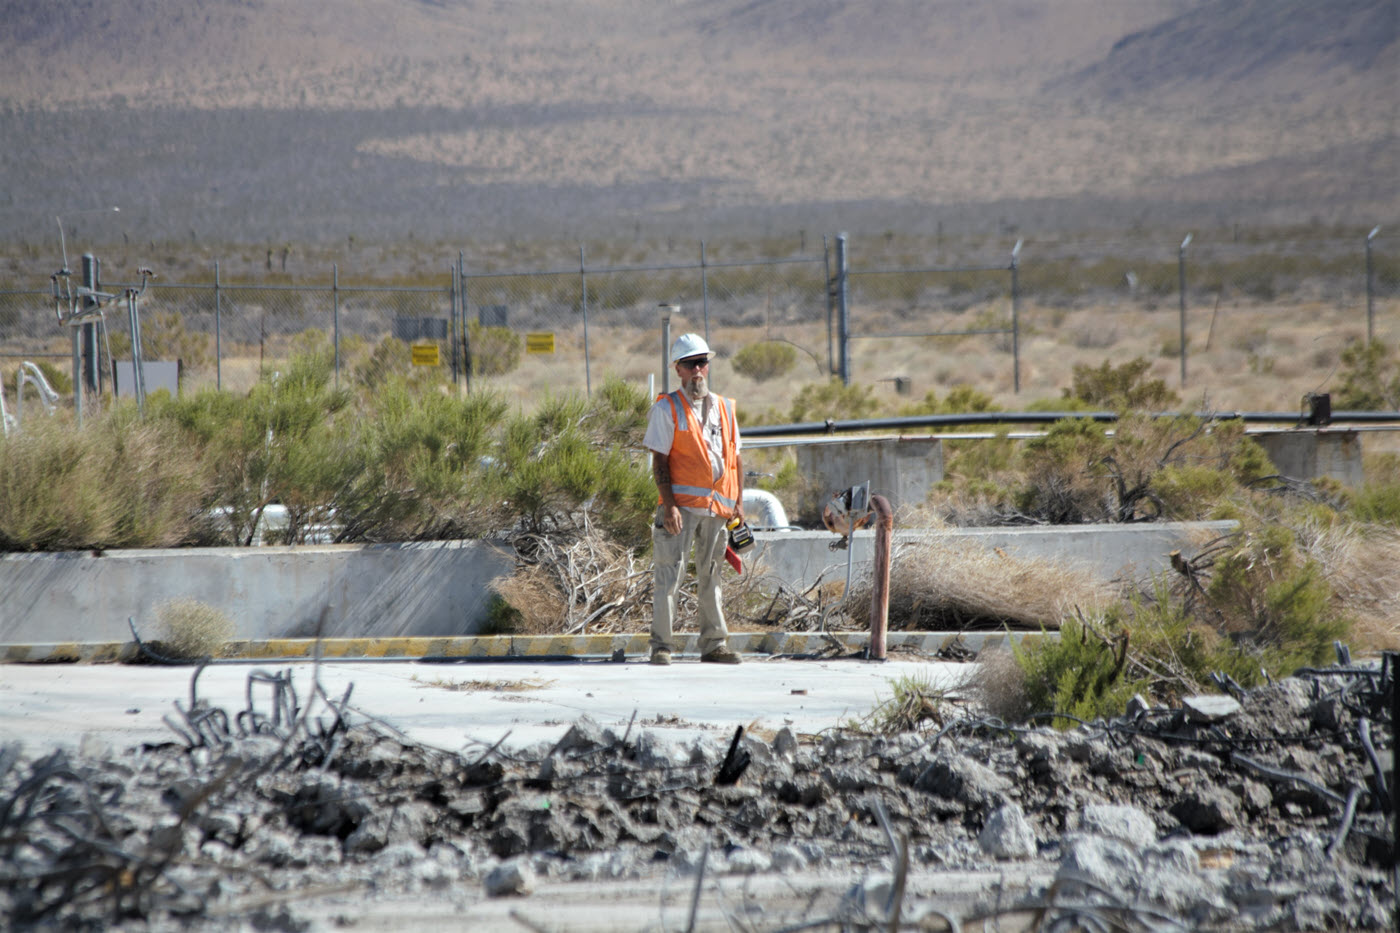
left=2, top=658, right=1394, bottom=931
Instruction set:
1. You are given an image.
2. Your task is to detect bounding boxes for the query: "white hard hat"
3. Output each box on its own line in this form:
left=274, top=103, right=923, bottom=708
left=670, top=333, right=714, bottom=363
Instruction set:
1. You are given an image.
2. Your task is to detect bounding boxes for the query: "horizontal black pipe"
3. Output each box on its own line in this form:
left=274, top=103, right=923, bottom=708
left=741, top=410, right=1400, bottom=438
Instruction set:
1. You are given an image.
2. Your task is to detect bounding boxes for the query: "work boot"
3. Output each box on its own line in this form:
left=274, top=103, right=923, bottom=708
left=649, top=648, right=672, bottom=666
left=700, top=645, right=742, bottom=665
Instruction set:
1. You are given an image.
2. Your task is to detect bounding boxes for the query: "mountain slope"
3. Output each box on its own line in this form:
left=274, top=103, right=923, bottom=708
left=0, top=0, right=1393, bottom=243
left=1053, top=0, right=1398, bottom=102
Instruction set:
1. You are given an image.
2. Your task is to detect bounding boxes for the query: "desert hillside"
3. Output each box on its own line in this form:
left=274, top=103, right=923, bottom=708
left=0, top=0, right=1394, bottom=244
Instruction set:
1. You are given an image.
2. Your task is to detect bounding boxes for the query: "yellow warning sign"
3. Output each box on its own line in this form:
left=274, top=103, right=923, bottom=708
left=526, top=332, right=555, bottom=354
left=411, top=343, right=440, bottom=366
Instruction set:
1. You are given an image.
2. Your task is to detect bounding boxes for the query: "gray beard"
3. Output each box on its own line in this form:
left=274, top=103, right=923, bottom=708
left=684, top=376, right=709, bottom=400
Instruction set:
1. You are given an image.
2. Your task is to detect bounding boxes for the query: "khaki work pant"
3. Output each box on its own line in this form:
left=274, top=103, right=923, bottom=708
left=651, top=507, right=730, bottom=655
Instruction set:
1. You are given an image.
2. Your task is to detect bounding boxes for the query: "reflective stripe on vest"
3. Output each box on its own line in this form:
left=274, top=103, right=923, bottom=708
left=661, top=390, right=740, bottom=517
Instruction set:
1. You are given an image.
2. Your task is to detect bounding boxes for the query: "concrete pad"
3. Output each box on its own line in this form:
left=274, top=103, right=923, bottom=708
left=0, top=656, right=973, bottom=755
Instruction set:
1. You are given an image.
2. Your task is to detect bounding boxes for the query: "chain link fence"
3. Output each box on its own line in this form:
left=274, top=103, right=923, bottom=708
left=1, top=231, right=1395, bottom=421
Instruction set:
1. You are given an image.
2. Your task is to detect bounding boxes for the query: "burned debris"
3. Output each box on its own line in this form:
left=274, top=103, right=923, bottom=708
left=0, top=657, right=1393, bottom=931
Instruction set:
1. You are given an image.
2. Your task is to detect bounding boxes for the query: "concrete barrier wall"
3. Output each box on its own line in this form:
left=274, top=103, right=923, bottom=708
left=794, top=438, right=944, bottom=513
left=747, top=521, right=1238, bottom=592
left=1, top=523, right=1236, bottom=645
left=1253, top=429, right=1365, bottom=486
left=0, top=541, right=516, bottom=644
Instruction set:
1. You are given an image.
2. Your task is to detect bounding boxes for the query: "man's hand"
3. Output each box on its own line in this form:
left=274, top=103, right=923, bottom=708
left=663, top=504, right=682, bottom=535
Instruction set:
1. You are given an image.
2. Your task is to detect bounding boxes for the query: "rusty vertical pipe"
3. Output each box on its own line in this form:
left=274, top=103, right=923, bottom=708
left=869, top=494, right=894, bottom=661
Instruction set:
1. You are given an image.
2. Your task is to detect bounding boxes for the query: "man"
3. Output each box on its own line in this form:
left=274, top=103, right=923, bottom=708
left=643, top=333, right=744, bottom=666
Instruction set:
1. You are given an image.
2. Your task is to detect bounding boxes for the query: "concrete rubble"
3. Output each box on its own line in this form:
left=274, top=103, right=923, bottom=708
left=0, top=660, right=1394, bottom=931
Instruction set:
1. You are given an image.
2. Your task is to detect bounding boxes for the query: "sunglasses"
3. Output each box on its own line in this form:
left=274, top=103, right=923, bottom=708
left=677, top=357, right=710, bottom=371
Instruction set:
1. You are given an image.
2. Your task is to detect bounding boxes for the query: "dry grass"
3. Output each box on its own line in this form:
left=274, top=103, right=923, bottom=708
left=1297, top=522, right=1400, bottom=651
left=488, top=528, right=853, bottom=637
left=412, top=676, right=554, bottom=692
left=969, top=646, right=1033, bottom=723
left=155, top=598, right=235, bottom=660
left=0, top=412, right=209, bottom=551
left=489, top=531, right=654, bottom=635
left=489, top=564, right=574, bottom=635
left=846, top=536, right=1118, bottom=632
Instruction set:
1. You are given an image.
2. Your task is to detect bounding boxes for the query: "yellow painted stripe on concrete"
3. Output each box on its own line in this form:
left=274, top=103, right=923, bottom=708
left=2, top=642, right=141, bottom=663
left=2, top=631, right=1042, bottom=663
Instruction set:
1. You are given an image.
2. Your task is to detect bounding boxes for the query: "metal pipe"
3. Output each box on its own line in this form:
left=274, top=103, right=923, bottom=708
left=1010, top=240, right=1022, bottom=394
left=81, top=254, right=100, bottom=396
left=700, top=241, right=710, bottom=346
left=660, top=306, right=673, bottom=396
left=1179, top=233, right=1193, bottom=387
left=449, top=261, right=459, bottom=386
left=836, top=233, right=850, bottom=386
left=869, top=494, right=893, bottom=661
left=1366, top=226, right=1380, bottom=344
left=71, top=319, right=82, bottom=427
left=127, top=287, right=146, bottom=414
left=1325, top=785, right=1362, bottom=859
left=823, top=235, right=834, bottom=376
left=580, top=246, right=591, bottom=397
left=741, top=409, right=1400, bottom=438
left=214, top=261, right=222, bottom=391
left=332, top=263, right=340, bottom=391
left=459, top=251, right=470, bottom=394
left=1359, top=718, right=1389, bottom=809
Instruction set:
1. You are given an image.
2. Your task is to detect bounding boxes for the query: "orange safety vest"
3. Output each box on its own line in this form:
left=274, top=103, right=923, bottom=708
left=657, top=390, right=741, bottom=518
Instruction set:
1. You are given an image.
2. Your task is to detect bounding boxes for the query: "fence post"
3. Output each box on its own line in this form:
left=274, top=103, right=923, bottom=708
left=458, top=250, right=468, bottom=393
left=700, top=240, right=711, bottom=345
left=1178, top=233, right=1193, bottom=387
left=332, top=263, right=340, bottom=391
left=81, top=254, right=100, bottom=396
left=836, top=232, right=850, bottom=386
left=449, top=260, right=457, bottom=387
left=580, top=245, right=592, bottom=397
left=214, top=260, right=222, bottom=391
left=71, top=321, right=83, bottom=427
left=1367, top=226, right=1381, bottom=344
left=1011, top=239, right=1022, bottom=394
left=823, top=235, right=834, bottom=376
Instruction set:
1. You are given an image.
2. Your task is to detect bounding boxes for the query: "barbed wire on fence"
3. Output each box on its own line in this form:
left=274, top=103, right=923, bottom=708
left=0, top=232, right=1394, bottom=412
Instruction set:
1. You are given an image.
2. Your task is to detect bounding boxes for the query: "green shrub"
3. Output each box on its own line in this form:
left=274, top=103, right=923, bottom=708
left=491, top=388, right=654, bottom=546
left=1205, top=525, right=1351, bottom=674
left=787, top=379, right=880, bottom=422
left=1336, top=339, right=1399, bottom=410
left=1016, top=418, right=1112, bottom=523
left=1012, top=618, right=1145, bottom=726
left=731, top=341, right=798, bottom=383
left=1150, top=465, right=1236, bottom=519
left=898, top=383, right=999, bottom=416
left=354, top=335, right=411, bottom=390
left=942, top=427, right=1017, bottom=482
left=150, top=352, right=353, bottom=546
left=1065, top=357, right=1179, bottom=411
left=1345, top=472, right=1400, bottom=526
left=1017, top=414, right=1270, bottom=524
left=849, top=670, right=949, bottom=734
left=468, top=322, right=523, bottom=377
left=1025, top=395, right=1098, bottom=413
